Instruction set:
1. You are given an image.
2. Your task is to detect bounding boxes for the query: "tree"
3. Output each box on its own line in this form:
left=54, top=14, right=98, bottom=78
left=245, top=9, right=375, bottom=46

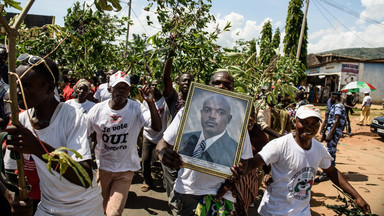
left=62, top=2, right=128, bottom=78
left=258, top=20, right=274, bottom=69
left=17, top=2, right=129, bottom=80
left=143, top=0, right=228, bottom=84
left=271, top=27, right=280, bottom=50
left=283, top=0, right=308, bottom=68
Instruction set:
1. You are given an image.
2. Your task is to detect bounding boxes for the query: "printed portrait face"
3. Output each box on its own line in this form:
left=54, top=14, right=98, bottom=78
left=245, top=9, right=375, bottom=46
left=200, top=95, right=232, bottom=139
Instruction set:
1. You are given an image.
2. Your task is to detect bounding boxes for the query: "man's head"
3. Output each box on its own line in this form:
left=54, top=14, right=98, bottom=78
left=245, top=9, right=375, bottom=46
left=330, top=92, right=341, bottom=103
left=0, top=46, right=7, bottom=65
left=106, top=69, right=117, bottom=85
left=209, top=71, right=234, bottom=91
left=109, top=71, right=131, bottom=105
left=15, top=56, right=59, bottom=109
left=178, top=73, right=194, bottom=96
left=364, top=91, right=370, bottom=96
left=280, top=95, right=292, bottom=108
left=151, top=80, right=162, bottom=99
left=295, top=90, right=306, bottom=102
left=200, top=95, right=232, bottom=139
left=74, top=79, right=91, bottom=102
left=346, top=91, right=353, bottom=98
left=294, top=104, right=322, bottom=141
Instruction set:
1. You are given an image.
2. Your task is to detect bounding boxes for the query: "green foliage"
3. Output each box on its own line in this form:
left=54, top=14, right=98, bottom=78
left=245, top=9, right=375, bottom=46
left=218, top=49, right=303, bottom=107
left=283, top=0, right=308, bottom=68
left=258, top=20, right=274, bottom=69
left=17, top=2, right=129, bottom=79
left=42, top=147, right=92, bottom=188
left=326, top=185, right=378, bottom=216
left=94, top=0, right=122, bottom=12
left=142, top=0, right=225, bottom=84
left=62, top=2, right=128, bottom=78
left=219, top=18, right=303, bottom=107
left=271, top=27, right=280, bottom=50
left=17, top=2, right=128, bottom=79
left=2, top=0, right=22, bottom=10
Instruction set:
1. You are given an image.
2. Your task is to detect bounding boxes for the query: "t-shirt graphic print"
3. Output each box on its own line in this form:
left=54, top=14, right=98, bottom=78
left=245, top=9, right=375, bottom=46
left=288, top=167, right=315, bottom=200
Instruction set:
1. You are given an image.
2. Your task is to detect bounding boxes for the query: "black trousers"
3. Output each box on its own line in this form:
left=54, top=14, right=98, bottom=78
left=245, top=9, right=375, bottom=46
left=141, top=137, right=157, bottom=186
left=345, top=108, right=352, bottom=133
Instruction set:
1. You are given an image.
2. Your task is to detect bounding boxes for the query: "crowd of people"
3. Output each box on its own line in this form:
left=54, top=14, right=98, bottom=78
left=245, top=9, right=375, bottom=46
left=0, top=47, right=372, bottom=216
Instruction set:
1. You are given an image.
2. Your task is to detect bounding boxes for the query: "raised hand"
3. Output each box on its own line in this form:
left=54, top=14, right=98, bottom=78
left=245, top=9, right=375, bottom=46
left=139, top=85, right=155, bottom=103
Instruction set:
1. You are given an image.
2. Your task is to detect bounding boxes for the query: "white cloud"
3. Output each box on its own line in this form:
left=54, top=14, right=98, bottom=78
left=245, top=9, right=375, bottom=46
left=308, top=21, right=384, bottom=53
left=307, top=0, right=384, bottom=53
left=359, top=0, right=384, bottom=22
left=209, top=13, right=280, bottom=49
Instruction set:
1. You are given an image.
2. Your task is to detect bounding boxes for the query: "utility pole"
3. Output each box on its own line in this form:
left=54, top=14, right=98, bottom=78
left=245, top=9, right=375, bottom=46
left=297, top=0, right=309, bottom=60
left=125, top=0, right=132, bottom=58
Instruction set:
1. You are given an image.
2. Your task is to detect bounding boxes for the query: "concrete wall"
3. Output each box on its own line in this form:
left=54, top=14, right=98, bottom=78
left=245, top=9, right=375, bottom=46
left=359, top=63, right=384, bottom=104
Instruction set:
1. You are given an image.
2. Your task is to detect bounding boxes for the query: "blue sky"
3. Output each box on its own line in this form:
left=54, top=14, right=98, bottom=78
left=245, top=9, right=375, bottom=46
left=6, top=0, right=384, bottom=53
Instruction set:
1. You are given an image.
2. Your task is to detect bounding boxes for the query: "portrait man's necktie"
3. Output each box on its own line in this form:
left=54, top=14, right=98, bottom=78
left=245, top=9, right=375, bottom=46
left=192, top=140, right=206, bottom=158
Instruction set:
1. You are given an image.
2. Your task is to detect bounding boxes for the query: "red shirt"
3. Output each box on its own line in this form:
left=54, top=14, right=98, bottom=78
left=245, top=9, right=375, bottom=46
left=62, top=83, right=74, bottom=101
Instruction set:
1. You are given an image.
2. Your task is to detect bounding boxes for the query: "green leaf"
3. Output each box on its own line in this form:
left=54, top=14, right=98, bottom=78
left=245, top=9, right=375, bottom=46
left=4, top=0, right=22, bottom=10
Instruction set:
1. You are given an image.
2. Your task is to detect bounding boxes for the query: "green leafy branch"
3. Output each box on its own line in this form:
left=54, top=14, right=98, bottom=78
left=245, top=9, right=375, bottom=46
left=42, top=147, right=92, bottom=188
left=326, top=184, right=378, bottom=216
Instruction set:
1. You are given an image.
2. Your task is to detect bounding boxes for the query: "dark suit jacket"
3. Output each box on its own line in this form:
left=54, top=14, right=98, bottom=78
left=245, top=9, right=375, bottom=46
left=179, top=131, right=238, bottom=167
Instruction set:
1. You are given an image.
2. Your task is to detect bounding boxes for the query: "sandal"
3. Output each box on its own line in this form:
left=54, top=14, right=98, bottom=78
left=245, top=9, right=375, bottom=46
left=141, top=184, right=150, bottom=192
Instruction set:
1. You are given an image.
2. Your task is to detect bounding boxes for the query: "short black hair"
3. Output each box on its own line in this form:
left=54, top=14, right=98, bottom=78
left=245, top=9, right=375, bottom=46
left=178, top=73, right=194, bottom=83
left=31, top=57, right=59, bottom=85
left=295, top=90, right=306, bottom=100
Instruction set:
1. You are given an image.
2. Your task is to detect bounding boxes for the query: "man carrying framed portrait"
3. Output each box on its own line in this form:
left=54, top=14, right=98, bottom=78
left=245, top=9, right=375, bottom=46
left=156, top=71, right=253, bottom=216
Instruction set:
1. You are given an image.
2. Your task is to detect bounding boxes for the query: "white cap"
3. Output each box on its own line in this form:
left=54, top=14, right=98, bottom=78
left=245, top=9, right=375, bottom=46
left=364, top=91, right=370, bottom=94
left=346, top=92, right=352, bottom=95
left=109, top=71, right=130, bottom=88
left=295, top=104, right=322, bottom=122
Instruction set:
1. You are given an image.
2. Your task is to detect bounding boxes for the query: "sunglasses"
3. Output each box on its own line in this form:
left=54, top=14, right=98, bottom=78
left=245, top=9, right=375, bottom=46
left=17, top=54, right=56, bottom=84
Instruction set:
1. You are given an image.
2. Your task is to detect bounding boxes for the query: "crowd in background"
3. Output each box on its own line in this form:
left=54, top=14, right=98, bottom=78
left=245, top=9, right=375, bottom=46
left=0, top=46, right=372, bottom=216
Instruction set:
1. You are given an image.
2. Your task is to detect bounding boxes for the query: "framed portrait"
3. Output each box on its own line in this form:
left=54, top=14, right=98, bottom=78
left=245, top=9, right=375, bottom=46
left=173, top=82, right=253, bottom=178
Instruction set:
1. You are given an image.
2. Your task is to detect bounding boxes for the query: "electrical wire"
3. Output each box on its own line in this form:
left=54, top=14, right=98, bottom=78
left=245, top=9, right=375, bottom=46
left=131, top=7, right=149, bottom=35
left=318, top=0, right=384, bottom=29
left=315, top=0, right=376, bottom=48
left=313, top=0, right=355, bottom=48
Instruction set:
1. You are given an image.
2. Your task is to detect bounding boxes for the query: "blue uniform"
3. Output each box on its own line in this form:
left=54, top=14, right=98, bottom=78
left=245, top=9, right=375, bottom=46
left=326, top=102, right=346, bottom=165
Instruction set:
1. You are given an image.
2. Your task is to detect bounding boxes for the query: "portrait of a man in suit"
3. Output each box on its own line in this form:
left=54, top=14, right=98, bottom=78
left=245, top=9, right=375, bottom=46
left=178, top=94, right=238, bottom=167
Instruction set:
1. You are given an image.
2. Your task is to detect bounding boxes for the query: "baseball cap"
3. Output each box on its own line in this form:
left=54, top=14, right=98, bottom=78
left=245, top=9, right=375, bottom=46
left=346, top=92, right=352, bottom=95
left=109, top=71, right=131, bottom=88
left=295, top=104, right=322, bottom=122
left=364, top=91, right=370, bottom=94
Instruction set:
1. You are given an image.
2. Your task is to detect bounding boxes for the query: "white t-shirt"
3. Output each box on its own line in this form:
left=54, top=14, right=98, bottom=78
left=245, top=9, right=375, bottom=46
left=258, top=133, right=333, bottom=216
left=143, top=96, right=170, bottom=143
left=94, top=83, right=111, bottom=102
left=162, top=108, right=253, bottom=202
left=362, top=95, right=372, bottom=107
left=65, top=99, right=95, bottom=114
left=86, top=99, right=151, bottom=172
left=19, top=103, right=103, bottom=216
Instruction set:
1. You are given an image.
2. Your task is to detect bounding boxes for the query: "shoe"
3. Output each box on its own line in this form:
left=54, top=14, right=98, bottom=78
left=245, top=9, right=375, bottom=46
left=141, top=184, right=150, bottom=192
left=347, top=132, right=352, bottom=136
left=314, top=173, right=329, bottom=183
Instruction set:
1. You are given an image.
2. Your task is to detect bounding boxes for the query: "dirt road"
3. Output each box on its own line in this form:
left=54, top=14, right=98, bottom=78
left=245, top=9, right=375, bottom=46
left=123, top=105, right=384, bottom=216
